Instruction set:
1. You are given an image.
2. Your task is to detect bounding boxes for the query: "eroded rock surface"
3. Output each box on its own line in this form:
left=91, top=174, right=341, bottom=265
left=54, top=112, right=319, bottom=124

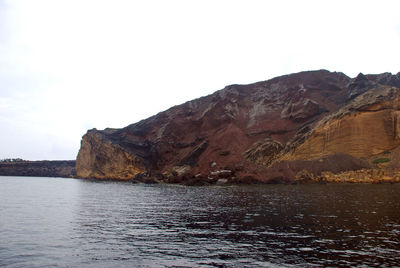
left=76, top=70, right=400, bottom=183
left=281, top=86, right=400, bottom=161
left=76, top=130, right=146, bottom=180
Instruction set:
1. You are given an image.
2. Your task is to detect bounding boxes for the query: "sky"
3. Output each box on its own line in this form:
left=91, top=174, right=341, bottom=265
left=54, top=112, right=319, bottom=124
left=0, top=0, right=400, bottom=160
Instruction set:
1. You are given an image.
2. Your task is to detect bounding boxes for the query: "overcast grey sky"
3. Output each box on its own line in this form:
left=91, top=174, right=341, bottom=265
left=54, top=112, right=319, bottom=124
left=1, top=0, right=399, bottom=160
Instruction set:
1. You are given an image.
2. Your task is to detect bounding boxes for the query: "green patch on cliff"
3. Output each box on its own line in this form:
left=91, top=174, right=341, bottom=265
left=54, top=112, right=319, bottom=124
left=373, top=158, right=390, bottom=164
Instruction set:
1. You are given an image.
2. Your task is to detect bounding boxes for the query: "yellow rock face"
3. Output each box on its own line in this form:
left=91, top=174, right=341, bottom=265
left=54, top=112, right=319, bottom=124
left=282, top=109, right=400, bottom=161
left=76, top=131, right=146, bottom=180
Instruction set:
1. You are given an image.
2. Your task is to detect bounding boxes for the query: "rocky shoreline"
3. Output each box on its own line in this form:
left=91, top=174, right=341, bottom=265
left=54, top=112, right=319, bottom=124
left=2, top=160, right=399, bottom=185
left=127, top=167, right=400, bottom=186
left=295, top=168, right=400, bottom=184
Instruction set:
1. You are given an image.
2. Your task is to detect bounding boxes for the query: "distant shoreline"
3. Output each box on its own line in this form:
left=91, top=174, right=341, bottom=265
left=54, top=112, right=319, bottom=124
left=2, top=160, right=399, bottom=185
left=0, top=160, right=76, bottom=178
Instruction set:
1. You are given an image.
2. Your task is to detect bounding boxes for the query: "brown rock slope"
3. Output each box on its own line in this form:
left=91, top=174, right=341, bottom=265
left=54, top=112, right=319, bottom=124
left=76, top=70, right=400, bottom=183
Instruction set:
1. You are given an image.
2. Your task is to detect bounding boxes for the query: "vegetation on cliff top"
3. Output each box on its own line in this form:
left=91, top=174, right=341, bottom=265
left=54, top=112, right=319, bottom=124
left=0, top=158, right=25, bottom=163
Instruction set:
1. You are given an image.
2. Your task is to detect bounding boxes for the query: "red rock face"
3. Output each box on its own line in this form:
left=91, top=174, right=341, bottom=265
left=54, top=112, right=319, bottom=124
left=76, top=70, right=400, bottom=182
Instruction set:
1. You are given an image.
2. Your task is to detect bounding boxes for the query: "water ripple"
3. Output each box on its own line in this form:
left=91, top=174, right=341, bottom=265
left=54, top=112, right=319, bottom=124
left=1, top=177, right=400, bottom=267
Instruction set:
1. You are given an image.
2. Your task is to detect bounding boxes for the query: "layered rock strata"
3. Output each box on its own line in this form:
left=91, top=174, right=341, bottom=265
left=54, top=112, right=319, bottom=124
left=280, top=86, right=400, bottom=161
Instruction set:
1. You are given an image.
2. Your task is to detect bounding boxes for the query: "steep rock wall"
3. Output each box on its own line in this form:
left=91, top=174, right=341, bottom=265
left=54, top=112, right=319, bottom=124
left=76, top=130, right=146, bottom=179
left=281, top=87, right=400, bottom=161
left=282, top=109, right=400, bottom=161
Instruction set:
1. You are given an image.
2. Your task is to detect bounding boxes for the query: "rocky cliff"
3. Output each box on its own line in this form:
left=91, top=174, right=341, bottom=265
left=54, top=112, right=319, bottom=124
left=76, top=130, right=145, bottom=179
left=76, top=70, right=400, bottom=183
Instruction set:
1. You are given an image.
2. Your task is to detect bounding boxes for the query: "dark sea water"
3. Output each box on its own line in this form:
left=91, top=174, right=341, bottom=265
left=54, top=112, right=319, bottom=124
left=0, top=176, right=400, bottom=267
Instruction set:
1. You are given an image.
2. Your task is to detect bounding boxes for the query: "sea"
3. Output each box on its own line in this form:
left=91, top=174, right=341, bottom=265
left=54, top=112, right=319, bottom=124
left=0, top=176, right=399, bottom=267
